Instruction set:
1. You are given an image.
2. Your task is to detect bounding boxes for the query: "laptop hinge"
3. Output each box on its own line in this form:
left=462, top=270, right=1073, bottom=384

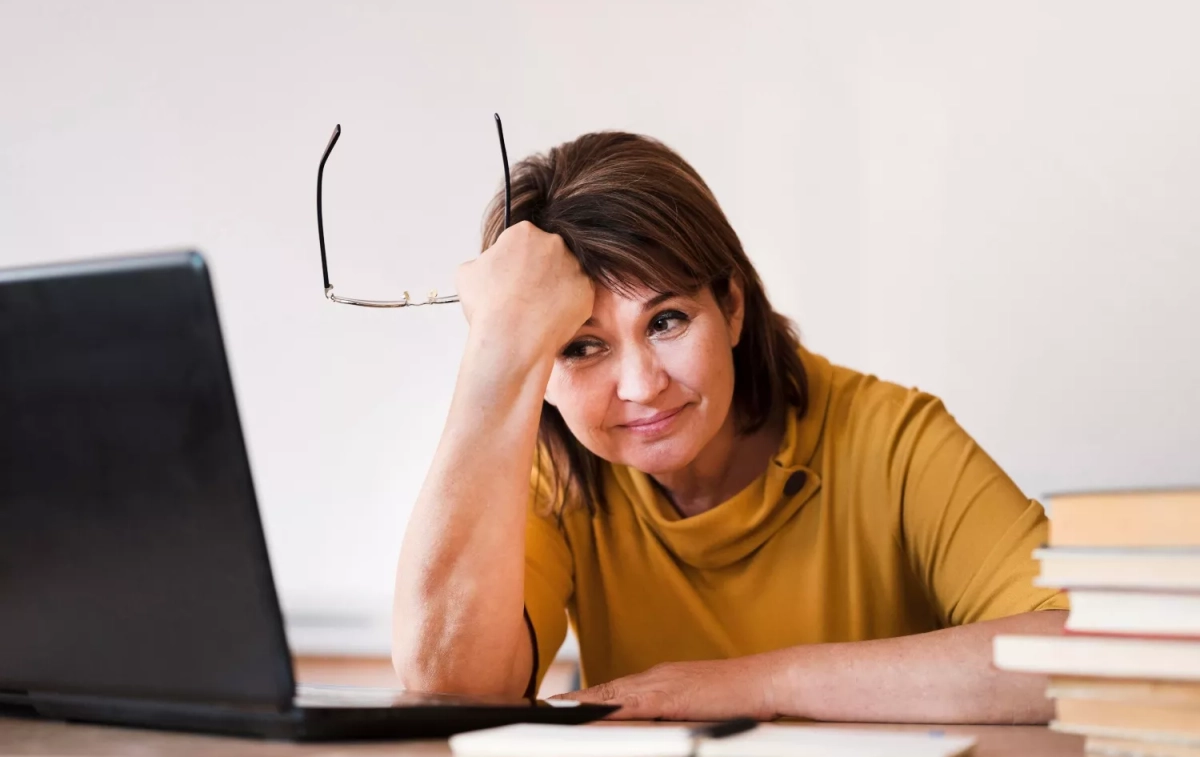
left=28, top=690, right=290, bottom=717
left=0, top=689, right=36, bottom=717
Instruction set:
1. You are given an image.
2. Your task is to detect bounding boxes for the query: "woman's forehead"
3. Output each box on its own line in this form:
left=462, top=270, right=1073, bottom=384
left=597, top=275, right=706, bottom=302
left=604, top=281, right=669, bottom=302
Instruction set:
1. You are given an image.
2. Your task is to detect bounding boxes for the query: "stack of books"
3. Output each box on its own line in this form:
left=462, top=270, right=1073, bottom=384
left=995, top=488, right=1200, bottom=757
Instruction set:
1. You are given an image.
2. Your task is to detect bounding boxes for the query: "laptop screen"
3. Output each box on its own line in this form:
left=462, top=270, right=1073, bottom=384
left=0, top=252, right=294, bottom=709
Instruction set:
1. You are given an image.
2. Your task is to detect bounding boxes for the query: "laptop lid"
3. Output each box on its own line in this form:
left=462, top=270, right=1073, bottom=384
left=0, top=251, right=294, bottom=710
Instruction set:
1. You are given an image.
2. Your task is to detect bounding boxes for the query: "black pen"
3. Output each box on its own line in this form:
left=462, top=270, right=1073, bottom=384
left=687, top=717, right=758, bottom=756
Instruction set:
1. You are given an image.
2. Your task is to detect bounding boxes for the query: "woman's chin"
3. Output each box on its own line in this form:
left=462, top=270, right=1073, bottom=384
left=612, top=442, right=700, bottom=477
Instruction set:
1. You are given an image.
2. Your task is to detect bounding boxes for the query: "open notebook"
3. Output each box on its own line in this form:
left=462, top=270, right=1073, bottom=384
left=449, top=723, right=976, bottom=757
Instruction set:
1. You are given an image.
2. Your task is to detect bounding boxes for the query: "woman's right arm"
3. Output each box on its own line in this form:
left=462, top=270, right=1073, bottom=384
left=391, top=222, right=593, bottom=697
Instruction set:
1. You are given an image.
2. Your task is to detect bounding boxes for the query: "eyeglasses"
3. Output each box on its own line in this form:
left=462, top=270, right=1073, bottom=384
left=316, top=114, right=513, bottom=308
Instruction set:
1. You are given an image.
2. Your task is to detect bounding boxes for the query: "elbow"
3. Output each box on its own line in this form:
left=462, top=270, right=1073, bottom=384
left=392, top=653, right=458, bottom=695
left=390, top=586, right=530, bottom=697
left=392, top=658, right=519, bottom=699
left=391, top=637, right=522, bottom=698
left=390, top=630, right=461, bottom=695
left=392, top=643, right=462, bottom=695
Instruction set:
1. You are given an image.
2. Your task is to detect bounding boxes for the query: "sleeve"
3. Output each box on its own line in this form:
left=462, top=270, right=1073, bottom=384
left=522, top=457, right=574, bottom=694
left=888, top=392, right=1069, bottom=627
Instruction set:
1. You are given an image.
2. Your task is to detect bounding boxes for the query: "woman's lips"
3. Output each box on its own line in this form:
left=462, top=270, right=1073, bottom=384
left=620, top=404, right=689, bottom=436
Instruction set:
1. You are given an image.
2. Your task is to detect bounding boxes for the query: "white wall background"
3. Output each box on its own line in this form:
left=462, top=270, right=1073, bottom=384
left=2, top=0, right=1198, bottom=654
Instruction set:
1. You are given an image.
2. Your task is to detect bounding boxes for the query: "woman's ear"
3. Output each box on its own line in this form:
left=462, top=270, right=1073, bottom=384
left=726, top=278, right=746, bottom=348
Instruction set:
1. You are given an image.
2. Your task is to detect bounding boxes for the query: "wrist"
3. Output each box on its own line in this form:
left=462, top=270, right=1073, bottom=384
left=465, top=325, right=557, bottom=378
left=467, top=318, right=559, bottom=366
left=457, top=326, right=557, bottom=409
left=754, top=647, right=808, bottom=719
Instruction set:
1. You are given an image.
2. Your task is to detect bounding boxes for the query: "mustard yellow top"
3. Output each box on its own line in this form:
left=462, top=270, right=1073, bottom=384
left=523, top=348, right=1067, bottom=689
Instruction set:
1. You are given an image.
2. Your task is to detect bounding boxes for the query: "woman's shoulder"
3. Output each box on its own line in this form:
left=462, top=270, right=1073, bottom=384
left=819, top=355, right=953, bottom=452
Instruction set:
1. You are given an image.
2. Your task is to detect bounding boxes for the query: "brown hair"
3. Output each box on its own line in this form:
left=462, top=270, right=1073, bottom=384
left=480, top=131, right=807, bottom=515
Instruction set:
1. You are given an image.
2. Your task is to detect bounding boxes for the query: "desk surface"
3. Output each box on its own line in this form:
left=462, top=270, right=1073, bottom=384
left=0, top=657, right=1084, bottom=756
left=0, top=718, right=1083, bottom=756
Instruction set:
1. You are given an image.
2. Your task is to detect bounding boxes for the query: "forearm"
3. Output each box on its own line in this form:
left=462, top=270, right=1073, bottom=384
left=392, top=329, right=553, bottom=696
left=766, top=611, right=1066, bottom=723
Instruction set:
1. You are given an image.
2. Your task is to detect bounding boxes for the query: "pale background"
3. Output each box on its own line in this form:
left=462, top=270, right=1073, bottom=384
left=2, top=0, right=1197, bottom=657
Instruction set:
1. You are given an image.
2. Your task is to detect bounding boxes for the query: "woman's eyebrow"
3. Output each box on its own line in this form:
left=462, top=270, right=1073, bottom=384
left=582, top=291, right=681, bottom=328
left=641, top=291, right=679, bottom=312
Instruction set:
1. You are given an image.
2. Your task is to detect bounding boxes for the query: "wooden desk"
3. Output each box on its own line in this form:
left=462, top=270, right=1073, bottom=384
left=0, top=718, right=1084, bottom=756
left=0, top=657, right=1084, bottom=756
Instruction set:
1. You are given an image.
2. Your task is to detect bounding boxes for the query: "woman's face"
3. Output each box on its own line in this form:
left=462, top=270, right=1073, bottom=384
left=544, top=281, right=744, bottom=475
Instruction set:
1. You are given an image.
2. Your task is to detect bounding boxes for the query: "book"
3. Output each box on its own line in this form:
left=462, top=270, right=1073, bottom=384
left=1049, top=677, right=1200, bottom=706
left=1048, top=490, right=1200, bottom=547
left=448, top=723, right=977, bottom=757
left=1056, top=697, right=1200, bottom=739
left=1086, top=735, right=1200, bottom=757
left=1065, top=590, right=1200, bottom=637
left=1055, top=719, right=1200, bottom=746
left=993, top=635, right=1200, bottom=680
left=1056, top=719, right=1200, bottom=745
left=1035, top=548, right=1200, bottom=591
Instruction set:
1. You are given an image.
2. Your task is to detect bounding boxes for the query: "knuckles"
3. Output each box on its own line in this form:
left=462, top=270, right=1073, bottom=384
left=502, top=220, right=567, bottom=256
left=502, top=220, right=539, bottom=245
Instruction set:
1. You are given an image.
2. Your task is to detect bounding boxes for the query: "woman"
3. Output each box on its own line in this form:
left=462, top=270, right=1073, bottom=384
left=392, top=131, right=1067, bottom=723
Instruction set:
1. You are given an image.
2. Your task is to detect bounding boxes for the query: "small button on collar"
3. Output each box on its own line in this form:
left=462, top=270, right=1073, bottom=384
left=783, top=471, right=807, bottom=497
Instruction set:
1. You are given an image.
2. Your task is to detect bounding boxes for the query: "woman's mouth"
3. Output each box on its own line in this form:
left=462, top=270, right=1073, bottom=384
left=620, top=404, right=689, bottom=436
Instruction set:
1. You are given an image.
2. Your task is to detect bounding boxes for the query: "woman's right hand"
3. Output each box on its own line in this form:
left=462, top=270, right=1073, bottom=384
left=456, top=221, right=595, bottom=359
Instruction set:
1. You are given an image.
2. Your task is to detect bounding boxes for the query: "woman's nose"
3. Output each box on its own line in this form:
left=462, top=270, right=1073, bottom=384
left=614, top=345, right=669, bottom=404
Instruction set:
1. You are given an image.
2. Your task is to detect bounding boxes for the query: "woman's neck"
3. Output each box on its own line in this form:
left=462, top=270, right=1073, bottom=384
left=651, top=404, right=787, bottom=518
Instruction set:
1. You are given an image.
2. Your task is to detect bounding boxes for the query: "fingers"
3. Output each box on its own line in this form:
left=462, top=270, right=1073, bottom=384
left=552, top=682, right=661, bottom=719
left=552, top=679, right=617, bottom=703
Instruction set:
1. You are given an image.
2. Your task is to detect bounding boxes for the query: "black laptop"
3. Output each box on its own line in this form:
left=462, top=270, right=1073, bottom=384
left=0, top=251, right=614, bottom=740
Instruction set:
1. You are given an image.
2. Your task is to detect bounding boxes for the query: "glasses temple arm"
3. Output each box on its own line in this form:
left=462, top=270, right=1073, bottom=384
left=318, top=116, right=506, bottom=305
left=494, top=114, right=511, bottom=229
left=317, top=124, right=341, bottom=291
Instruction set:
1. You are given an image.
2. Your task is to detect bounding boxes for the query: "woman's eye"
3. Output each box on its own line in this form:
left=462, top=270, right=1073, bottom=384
left=649, top=310, right=689, bottom=335
left=562, top=340, right=604, bottom=360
